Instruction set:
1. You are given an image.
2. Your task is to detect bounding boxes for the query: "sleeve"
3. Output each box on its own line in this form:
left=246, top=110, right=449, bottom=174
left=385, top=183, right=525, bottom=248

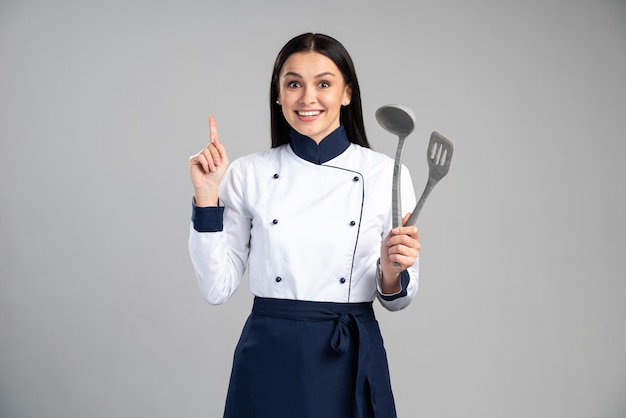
left=188, top=160, right=252, bottom=305
left=192, top=203, right=224, bottom=232
left=376, top=164, right=419, bottom=312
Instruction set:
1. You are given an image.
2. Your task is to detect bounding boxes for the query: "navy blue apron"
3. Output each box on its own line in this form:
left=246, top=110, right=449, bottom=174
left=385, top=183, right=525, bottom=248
left=223, top=297, right=397, bottom=418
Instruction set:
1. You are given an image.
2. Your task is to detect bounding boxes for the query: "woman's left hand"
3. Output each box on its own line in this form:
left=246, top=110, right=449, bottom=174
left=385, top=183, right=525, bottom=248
left=379, top=213, right=421, bottom=292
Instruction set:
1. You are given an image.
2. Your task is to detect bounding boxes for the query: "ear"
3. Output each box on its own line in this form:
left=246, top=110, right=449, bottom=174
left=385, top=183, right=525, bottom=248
left=343, top=84, right=352, bottom=106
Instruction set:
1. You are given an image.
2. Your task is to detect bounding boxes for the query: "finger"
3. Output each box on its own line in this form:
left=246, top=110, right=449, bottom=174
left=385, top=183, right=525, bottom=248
left=208, top=139, right=226, bottom=165
left=388, top=234, right=416, bottom=248
left=190, top=153, right=208, bottom=173
left=204, top=143, right=222, bottom=167
left=207, top=115, right=228, bottom=166
left=392, top=224, right=418, bottom=238
left=208, top=115, right=219, bottom=144
left=392, top=213, right=414, bottom=235
left=387, top=244, right=419, bottom=266
left=200, top=148, right=217, bottom=172
left=388, top=254, right=415, bottom=270
left=212, top=135, right=228, bottom=162
left=403, top=213, right=418, bottom=234
left=197, top=152, right=211, bottom=173
left=388, top=241, right=418, bottom=257
left=387, top=233, right=421, bottom=257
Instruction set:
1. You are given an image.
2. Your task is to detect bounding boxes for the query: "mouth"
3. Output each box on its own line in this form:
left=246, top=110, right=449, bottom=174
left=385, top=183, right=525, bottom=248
left=296, top=110, right=322, bottom=118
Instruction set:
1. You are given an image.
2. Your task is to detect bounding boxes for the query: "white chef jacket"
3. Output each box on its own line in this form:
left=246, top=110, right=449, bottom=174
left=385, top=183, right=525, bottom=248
left=189, top=126, right=419, bottom=311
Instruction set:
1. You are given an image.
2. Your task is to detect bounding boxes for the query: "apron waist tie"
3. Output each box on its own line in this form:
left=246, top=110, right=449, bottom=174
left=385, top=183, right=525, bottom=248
left=331, top=312, right=371, bottom=417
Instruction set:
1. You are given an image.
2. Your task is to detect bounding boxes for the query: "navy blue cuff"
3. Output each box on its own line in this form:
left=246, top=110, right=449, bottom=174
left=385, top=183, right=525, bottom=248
left=191, top=198, right=224, bottom=232
left=379, top=270, right=410, bottom=301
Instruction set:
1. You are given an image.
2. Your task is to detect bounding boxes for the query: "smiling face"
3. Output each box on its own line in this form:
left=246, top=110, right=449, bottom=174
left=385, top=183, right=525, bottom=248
left=276, top=52, right=352, bottom=144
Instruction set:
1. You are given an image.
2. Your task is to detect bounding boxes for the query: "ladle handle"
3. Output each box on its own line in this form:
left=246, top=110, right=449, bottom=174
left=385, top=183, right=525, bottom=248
left=391, top=135, right=408, bottom=268
left=391, top=136, right=407, bottom=229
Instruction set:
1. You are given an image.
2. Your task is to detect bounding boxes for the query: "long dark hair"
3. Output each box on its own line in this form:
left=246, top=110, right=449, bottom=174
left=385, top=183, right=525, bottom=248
left=270, top=33, right=369, bottom=148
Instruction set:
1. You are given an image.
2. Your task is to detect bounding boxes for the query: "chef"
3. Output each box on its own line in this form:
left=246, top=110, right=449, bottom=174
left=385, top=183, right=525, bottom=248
left=188, top=33, right=420, bottom=418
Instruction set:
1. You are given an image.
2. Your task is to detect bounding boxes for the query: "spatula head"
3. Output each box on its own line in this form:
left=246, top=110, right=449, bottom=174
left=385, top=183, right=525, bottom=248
left=427, top=131, right=454, bottom=181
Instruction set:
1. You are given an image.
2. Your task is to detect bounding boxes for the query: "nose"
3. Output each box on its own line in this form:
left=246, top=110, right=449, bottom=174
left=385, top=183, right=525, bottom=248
left=299, top=85, right=316, bottom=105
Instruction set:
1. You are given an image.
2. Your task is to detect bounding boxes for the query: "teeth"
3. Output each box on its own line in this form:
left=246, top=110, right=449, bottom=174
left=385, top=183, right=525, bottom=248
left=298, top=111, right=321, bottom=117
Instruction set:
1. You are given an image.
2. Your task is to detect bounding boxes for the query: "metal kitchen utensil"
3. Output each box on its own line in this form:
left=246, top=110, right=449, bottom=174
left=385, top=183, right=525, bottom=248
left=405, top=131, right=454, bottom=226
left=375, top=104, right=416, bottom=229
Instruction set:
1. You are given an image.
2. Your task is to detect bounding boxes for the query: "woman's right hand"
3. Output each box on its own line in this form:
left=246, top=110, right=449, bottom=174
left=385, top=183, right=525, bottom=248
left=189, top=115, right=229, bottom=206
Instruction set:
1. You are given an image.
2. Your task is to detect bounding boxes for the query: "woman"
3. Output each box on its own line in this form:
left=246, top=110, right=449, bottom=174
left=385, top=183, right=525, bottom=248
left=189, top=33, right=420, bottom=418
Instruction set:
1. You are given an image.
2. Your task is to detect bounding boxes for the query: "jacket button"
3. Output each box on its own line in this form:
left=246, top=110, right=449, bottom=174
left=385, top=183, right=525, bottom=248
left=353, top=176, right=359, bottom=182
left=272, top=219, right=278, bottom=224
left=350, top=220, right=356, bottom=226
left=273, top=173, right=279, bottom=179
left=339, top=277, right=346, bottom=284
left=275, top=277, right=282, bottom=283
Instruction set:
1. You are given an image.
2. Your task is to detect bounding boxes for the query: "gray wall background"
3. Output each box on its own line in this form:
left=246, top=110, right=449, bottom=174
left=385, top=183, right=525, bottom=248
left=1, top=0, right=625, bottom=417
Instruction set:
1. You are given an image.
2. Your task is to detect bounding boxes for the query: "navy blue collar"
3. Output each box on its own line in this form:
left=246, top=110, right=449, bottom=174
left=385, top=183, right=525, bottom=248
left=289, top=125, right=350, bottom=165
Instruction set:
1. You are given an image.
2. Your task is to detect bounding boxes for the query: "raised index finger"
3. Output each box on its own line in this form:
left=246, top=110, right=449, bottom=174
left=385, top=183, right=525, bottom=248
left=208, top=115, right=219, bottom=144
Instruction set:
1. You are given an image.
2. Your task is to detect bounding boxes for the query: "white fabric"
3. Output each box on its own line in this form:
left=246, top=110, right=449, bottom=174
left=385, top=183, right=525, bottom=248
left=188, top=143, right=419, bottom=311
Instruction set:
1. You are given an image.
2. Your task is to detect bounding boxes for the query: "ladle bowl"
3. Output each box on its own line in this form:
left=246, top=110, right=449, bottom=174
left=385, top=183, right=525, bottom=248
left=375, top=104, right=416, bottom=137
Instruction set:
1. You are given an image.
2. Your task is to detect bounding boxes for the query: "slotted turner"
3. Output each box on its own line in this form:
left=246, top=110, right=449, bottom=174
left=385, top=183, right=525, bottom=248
left=406, top=131, right=454, bottom=226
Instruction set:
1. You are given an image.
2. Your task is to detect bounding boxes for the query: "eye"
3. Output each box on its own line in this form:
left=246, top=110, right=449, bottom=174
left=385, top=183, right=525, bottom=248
left=319, top=81, right=330, bottom=88
left=287, top=81, right=301, bottom=88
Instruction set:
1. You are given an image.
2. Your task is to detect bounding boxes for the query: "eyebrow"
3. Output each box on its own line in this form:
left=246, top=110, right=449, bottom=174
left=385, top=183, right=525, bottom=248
left=282, top=71, right=337, bottom=78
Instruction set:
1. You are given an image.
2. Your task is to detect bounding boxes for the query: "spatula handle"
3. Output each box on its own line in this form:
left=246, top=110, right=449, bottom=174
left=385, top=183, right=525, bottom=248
left=406, top=178, right=438, bottom=226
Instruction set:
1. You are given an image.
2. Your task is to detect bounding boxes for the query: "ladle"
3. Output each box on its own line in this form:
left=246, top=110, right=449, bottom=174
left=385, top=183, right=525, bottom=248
left=375, top=104, right=416, bottom=229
